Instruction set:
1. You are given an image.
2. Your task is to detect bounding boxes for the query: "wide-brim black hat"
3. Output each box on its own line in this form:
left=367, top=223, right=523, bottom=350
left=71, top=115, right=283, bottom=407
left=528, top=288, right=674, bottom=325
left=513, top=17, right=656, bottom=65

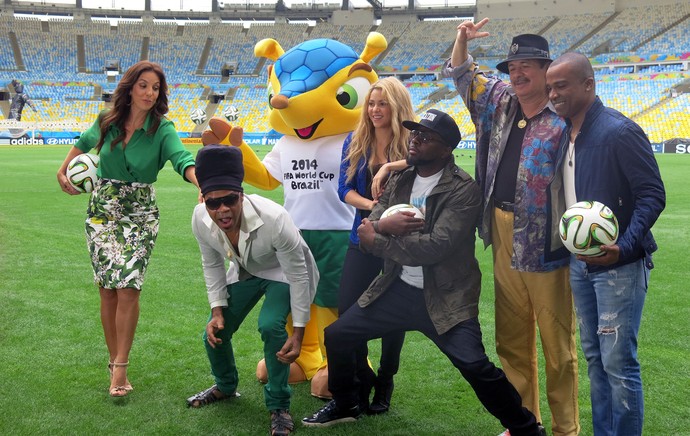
left=496, top=34, right=551, bottom=74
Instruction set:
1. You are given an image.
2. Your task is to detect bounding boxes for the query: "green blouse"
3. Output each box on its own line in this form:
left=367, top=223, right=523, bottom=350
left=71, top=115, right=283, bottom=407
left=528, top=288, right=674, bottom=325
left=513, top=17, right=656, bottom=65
left=75, top=113, right=195, bottom=184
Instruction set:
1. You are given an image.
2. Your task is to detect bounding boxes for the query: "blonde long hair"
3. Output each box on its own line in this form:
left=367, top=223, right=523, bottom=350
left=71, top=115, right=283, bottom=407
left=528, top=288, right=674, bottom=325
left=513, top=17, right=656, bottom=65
left=345, top=77, right=415, bottom=182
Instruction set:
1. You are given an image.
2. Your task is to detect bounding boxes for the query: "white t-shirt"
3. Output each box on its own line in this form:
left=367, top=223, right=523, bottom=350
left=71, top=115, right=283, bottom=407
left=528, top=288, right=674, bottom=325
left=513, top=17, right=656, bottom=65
left=262, top=133, right=355, bottom=230
left=399, top=169, right=443, bottom=289
left=563, top=139, right=577, bottom=208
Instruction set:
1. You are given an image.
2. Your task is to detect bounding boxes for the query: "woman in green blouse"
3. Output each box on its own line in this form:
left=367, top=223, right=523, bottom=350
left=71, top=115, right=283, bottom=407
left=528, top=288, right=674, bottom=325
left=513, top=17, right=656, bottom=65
left=57, top=61, right=199, bottom=397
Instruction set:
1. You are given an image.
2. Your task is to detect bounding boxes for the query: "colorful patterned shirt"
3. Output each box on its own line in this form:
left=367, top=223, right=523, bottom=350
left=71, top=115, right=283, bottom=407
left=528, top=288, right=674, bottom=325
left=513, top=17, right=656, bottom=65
left=444, top=56, right=568, bottom=272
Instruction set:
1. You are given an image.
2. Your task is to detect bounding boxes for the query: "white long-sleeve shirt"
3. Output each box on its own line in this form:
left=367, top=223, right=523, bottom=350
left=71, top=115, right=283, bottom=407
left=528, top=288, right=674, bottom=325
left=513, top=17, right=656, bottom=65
left=191, top=194, right=318, bottom=327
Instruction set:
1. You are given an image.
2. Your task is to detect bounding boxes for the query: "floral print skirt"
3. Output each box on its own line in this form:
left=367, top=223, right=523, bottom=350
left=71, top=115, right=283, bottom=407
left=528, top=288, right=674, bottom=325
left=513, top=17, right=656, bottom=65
left=85, top=178, right=160, bottom=290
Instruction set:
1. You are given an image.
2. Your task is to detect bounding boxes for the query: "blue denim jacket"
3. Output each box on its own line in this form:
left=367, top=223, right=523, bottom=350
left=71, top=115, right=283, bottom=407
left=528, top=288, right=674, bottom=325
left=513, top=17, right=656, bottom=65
left=444, top=56, right=568, bottom=272
left=551, top=97, right=666, bottom=272
left=337, top=132, right=367, bottom=245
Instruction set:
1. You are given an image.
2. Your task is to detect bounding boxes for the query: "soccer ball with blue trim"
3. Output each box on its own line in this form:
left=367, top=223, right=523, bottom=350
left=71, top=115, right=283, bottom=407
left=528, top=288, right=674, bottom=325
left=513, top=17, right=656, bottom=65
left=559, top=201, right=619, bottom=257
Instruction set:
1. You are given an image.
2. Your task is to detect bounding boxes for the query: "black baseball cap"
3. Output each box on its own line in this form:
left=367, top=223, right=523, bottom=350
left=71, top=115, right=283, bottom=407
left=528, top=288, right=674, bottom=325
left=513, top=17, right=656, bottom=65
left=402, top=109, right=461, bottom=148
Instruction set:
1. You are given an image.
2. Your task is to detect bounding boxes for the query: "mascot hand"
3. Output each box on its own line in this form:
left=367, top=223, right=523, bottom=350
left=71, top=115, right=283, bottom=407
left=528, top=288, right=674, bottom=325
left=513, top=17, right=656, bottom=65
left=201, top=117, right=281, bottom=190
left=201, top=117, right=243, bottom=147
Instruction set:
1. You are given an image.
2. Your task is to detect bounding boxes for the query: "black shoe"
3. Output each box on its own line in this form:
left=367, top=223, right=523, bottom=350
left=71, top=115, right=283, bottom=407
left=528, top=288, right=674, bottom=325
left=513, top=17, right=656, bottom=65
left=368, top=378, right=393, bottom=415
left=302, top=400, right=362, bottom=427
left=270, top=409, right=294, bottom=436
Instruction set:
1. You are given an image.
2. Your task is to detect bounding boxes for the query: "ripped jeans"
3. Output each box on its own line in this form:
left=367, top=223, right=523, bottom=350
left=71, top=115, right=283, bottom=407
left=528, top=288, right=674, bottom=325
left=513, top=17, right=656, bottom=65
left=570, top=257, right=648, bottom=436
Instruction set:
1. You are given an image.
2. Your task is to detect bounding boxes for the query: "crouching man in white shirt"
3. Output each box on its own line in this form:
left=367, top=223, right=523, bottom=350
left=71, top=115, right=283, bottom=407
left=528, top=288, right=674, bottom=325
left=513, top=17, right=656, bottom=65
left=187, top=144, right=318, bottom=436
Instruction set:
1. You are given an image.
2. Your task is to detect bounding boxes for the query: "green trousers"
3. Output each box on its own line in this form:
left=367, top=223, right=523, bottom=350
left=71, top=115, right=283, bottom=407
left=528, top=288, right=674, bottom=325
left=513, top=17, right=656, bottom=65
left=203, top=277, right=292, bottom=411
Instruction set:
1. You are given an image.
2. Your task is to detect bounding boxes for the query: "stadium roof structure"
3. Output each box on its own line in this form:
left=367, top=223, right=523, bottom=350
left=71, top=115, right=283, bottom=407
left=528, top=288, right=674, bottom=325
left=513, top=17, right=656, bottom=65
left=6, top=0, right=476, bottom=21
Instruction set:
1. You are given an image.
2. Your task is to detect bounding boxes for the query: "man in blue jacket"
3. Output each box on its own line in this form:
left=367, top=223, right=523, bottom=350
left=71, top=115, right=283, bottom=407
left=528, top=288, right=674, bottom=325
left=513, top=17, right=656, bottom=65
left=546, top=52, right=665, bottom=436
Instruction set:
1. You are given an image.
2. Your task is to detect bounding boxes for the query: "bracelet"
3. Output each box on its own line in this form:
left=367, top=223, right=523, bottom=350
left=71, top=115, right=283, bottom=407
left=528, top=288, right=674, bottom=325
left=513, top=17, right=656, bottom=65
left=372, top=220, right=380, bottom=234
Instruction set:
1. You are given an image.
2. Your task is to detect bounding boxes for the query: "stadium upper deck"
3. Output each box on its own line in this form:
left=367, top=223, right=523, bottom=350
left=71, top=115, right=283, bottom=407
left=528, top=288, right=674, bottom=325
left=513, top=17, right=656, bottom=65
left=1, top=1, right=688, bottom=143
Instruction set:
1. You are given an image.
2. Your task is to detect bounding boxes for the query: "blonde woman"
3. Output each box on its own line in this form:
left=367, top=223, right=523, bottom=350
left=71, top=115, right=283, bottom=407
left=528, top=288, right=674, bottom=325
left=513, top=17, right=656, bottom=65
left=336, top=77, right=415, bottom=414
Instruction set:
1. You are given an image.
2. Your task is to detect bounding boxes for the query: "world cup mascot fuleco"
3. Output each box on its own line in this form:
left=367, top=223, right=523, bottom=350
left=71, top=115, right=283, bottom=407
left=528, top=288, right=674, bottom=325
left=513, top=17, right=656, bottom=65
left=201, top=32, right=387, bottom=398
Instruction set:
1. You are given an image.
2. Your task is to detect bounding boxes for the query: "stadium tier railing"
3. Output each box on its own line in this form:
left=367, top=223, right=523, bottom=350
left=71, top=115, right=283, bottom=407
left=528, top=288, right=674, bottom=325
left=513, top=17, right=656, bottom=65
left=1, top=13, right=688, bottom=144
left=577, top=3, right=690, bottom=56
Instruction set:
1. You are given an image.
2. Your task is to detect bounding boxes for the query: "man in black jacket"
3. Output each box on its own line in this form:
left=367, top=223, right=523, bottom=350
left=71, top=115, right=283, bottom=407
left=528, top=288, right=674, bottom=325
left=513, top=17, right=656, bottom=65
left=302, top=109, right=543, bottom=436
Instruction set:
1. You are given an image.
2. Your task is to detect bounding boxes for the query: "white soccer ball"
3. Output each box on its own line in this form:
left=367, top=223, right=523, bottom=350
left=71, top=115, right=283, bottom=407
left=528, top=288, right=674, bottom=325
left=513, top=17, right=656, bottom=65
left=190, top=108, right=207, bottom=125
left=381, top=203, right=424, bottom=219
left=66, top=153, right=100, bottom=193
left=223, top=105, right=240, bottom=122
left=559, top=200, right=619, bottom=257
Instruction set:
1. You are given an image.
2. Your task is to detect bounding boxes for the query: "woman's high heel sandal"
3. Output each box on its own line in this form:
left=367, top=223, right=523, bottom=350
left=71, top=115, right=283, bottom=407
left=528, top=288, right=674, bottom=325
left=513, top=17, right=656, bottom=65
left=109, top=361, right=132, bottom=397
left=108, top=362, right=134, bottom=392
left=108, top=361, right=133, bottom=392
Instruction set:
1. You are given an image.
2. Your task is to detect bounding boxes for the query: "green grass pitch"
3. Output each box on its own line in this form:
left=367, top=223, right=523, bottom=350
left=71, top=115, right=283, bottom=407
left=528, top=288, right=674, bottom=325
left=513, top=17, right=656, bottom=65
left=0, top=145, right=687, bottom=435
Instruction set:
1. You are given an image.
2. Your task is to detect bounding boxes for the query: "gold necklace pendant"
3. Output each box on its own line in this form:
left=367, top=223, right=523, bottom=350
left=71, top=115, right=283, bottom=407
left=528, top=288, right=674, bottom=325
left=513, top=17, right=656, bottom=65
left=517, top=119, right=527, bottom=129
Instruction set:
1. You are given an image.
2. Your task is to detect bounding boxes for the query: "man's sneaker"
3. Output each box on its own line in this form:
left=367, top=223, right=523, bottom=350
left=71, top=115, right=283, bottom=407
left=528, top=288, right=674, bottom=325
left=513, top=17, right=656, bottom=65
left=302, top=400, right=362, bottom=427
left=270, top=409, right=294, bottom=436
left=498, top=423, right=547, bottom=436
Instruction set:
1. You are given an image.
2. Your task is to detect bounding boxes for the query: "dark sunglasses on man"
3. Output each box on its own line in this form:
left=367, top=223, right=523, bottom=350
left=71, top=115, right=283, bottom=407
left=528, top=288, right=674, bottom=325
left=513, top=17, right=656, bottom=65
left=204, top=193, right=241, bottom=210
left=410, top=130, right=441, bottom=144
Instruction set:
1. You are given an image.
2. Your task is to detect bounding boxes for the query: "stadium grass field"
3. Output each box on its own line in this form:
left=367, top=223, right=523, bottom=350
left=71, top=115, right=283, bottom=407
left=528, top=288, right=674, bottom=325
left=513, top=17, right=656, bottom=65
left=0, top=145, right=687, bottom=435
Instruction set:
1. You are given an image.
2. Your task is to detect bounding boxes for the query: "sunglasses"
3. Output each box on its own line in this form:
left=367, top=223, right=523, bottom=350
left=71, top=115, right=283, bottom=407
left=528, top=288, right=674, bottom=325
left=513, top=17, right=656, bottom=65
left=204, top=193, right=241, bottom=210
left=410, top=130, right=440, bottom=144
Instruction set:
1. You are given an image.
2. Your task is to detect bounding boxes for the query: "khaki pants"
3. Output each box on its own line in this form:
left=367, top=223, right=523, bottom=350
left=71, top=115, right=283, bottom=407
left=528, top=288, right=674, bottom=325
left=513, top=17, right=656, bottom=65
left=491, top=207, right=580, bottom=436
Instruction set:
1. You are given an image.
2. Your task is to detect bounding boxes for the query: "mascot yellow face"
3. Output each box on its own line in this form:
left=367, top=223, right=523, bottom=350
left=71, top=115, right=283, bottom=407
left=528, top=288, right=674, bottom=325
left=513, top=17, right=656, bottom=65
left=255, top=33, right=387, bottom=140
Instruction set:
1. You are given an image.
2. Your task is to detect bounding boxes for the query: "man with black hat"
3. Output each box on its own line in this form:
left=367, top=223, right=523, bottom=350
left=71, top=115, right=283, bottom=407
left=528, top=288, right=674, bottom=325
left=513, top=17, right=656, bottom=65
left=442, top=18, right=579, bottom=436
left=187, top=145, right=318, bottom=436
left=302, top=109, right=542, bottom=435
